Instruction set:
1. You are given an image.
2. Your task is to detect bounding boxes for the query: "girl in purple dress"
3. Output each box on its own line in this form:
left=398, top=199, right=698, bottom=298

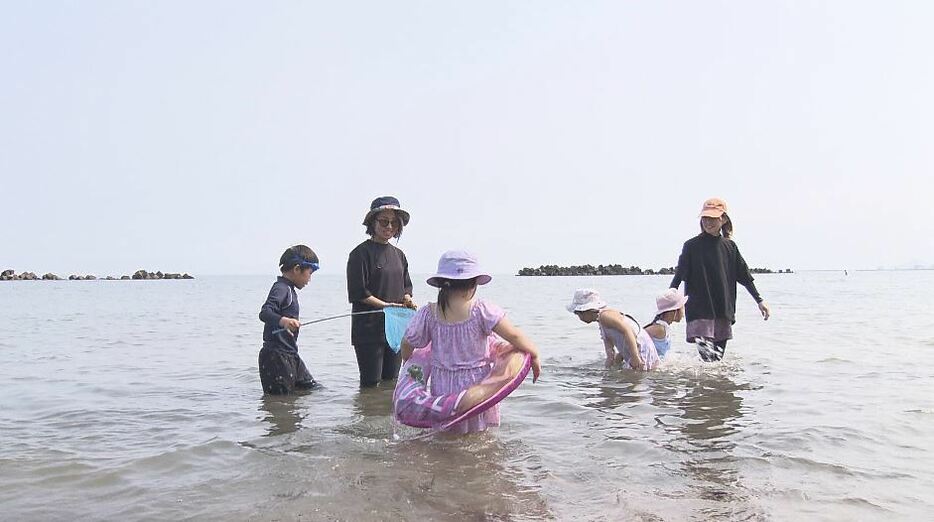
left=401, top=250, right=541, bottom=434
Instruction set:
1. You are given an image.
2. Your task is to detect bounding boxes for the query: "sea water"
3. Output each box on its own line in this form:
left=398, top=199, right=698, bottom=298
left=1, top=271, right=932, bottom=520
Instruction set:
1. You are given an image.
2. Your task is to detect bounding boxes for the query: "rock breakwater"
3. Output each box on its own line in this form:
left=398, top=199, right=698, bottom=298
left=1, top=269, right=194, bottom=281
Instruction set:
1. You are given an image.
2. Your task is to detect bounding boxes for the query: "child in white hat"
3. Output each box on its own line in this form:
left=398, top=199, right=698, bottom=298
left=567, top=289, right=659, bottom=370
left=643, top=288, right=688, bottom=358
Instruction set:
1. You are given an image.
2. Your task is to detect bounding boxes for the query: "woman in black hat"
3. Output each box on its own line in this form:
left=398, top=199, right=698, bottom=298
left=346, top=196, right=417, bottom=387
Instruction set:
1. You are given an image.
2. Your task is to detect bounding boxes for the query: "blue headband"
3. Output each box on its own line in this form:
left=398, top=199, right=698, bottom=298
left=285, top=256, right=319, bottom=271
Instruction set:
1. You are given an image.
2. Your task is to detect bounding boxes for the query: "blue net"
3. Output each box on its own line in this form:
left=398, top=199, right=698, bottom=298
left=383, top=307, right=416, bottom=353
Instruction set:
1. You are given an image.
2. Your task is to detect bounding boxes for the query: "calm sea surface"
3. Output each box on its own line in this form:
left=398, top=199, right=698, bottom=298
left=1, top=272, right=932, bottom=520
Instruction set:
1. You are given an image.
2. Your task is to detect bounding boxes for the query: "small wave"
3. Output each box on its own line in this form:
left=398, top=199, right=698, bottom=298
left=839, top=496, right=891, bottom=512
left=773, top=454, right=913, bottom=481
left=816, top=357, right=853, bottom=364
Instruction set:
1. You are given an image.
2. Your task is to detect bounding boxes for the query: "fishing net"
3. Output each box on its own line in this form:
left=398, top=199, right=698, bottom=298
left=383, top=307, right=416, bottom=353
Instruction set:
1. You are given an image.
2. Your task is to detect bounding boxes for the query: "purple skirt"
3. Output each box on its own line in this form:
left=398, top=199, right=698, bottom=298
left=685, top=319, right=733, bottom=343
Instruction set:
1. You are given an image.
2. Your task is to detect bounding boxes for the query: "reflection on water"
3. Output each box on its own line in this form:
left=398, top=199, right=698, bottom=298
left=588, top=371, right=650, bottom=413
left=353, top=385, right=395, bottom=419
left=681, top=375, right=746, bottom=513
left=255, top=385, right=554, bottom=520
left=547, top=356, right=762, bottom=518
left=651, top=367, right=752, bottom=516
left=334, top=386, right=396, bottom=441
left=259, top=394, right=306, bottom=437
left=385, top=435, right=552, bottom=520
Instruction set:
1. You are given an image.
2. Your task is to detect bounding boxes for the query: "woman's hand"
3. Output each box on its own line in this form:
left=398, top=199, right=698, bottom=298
left=402, top=295, right=417, bottom=310
left=758, top=300, right=770, bottom=320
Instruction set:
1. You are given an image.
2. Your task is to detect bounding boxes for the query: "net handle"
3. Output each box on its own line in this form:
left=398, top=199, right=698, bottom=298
left=270, top=310, right=383, bottom=335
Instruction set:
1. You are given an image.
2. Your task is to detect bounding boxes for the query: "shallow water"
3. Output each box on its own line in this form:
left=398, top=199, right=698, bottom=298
left=1, top=272, right=932, bottom=520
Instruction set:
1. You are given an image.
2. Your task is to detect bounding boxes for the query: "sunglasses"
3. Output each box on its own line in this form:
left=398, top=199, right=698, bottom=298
left=375, top=218, right=400, bottom=228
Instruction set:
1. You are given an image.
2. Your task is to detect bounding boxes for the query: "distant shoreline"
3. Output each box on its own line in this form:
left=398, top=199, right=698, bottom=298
left=1, top=269, right=194, bottom=281
left=516, top=264, right=792, bottom=276
left=794, top=268, right=934, bottom=272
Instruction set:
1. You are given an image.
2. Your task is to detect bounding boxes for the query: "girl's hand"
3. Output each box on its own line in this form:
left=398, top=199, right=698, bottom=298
left=530, top=355, right=541, bottom=383
left=605, top=354, right=617, bottom=368
left=758, top=301, right=770, bottom=320
left=279, top=317, right=301, bottom=335
left=631, top=355, right=646, bottom=371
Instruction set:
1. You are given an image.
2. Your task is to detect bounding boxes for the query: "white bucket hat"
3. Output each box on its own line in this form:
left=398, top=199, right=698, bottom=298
left=655, top=288, right=688, bottom=315
left=566, top=288, right=607, bottom=313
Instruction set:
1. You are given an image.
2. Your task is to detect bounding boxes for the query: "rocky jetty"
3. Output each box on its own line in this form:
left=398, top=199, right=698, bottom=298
left=517, top=264, right=792, bottom=276
left=517, top=264, right=676, bottom=276
left=1, top=268, right=194, bottom=281
left=131, top=270, right=193, bottom=280
left=751, top=267, right=794, bottom=274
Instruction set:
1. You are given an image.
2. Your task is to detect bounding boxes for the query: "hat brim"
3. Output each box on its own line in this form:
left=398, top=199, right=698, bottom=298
left=699, top=209, right=725, bottom=218
left=567, top=301, right=607, bottom=313
left=363, top=206, right=411, bottom=226
left=656, top=295, right=689, bottom=314
left=426, top=273, right=492, bottom=288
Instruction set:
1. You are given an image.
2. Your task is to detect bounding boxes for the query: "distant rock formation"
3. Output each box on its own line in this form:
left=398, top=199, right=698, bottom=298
left=517, top=264, right=677, bottom=276
left=1, top=268, right=194, bottom=281
left=517, top=264, right=791, bottom=276
left=131, top=269, right=193, bottom=280
left=1, top=270, right=39, bottom=281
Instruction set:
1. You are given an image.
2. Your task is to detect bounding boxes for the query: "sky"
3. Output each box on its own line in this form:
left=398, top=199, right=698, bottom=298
left=2, top=1, right=932, bottom=276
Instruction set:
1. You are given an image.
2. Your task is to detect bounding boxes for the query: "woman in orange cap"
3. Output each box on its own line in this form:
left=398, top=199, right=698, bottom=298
left=669, top=198, right=770, bottom=361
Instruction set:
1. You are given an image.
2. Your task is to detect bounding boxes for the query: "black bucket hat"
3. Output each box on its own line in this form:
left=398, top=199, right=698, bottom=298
left=362, top=196, right=411, bottom=226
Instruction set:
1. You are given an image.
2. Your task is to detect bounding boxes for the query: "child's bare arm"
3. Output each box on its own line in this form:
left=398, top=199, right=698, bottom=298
left=492, top=317, right=541, bottom=382
left=602, top=337, right=617, bottom=368
left=401, top=338, right=414, bottom=362
left=601, top=312, right=645, bottom=370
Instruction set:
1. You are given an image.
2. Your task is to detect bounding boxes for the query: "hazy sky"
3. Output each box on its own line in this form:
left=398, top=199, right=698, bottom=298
left=2, top=1, right=932, bottom=276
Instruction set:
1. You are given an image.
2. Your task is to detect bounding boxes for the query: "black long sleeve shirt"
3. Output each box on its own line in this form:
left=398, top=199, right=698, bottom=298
left=259, top=276, right=300, bottom=353
left=669, top=233, right=762, bottom=324
left=346, top=240, right=413, bottom=346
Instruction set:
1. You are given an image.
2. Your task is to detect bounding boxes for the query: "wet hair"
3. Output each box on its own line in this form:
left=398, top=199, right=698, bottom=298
left=365, top=210, right=405, bottom=239
left=279, top=244, right=318, bottom=272
left=699, top=212, right=734, bottom=239
left=436, top=277, right=479, bottom=317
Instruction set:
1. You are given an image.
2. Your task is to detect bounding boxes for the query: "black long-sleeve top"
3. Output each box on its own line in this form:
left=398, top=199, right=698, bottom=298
left=259, top=276, right=300, bottom=353
left=346, top=240, right=413, bottom=345
left=669, top=233, right=763, bottom=324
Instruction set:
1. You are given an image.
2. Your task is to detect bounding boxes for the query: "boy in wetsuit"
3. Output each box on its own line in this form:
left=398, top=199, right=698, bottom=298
left=258, top=245, right=321, bottom=394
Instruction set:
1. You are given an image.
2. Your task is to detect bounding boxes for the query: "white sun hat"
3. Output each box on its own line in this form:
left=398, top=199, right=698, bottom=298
left=566, top=288, right=608, bottom=313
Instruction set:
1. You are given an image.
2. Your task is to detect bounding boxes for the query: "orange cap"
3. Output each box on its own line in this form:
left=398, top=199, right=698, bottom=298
left=699, top=197, right=728, bottom=218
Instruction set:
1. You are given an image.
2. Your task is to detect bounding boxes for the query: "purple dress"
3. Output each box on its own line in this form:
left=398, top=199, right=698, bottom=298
left=403, top=298, right=505, bottom=433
